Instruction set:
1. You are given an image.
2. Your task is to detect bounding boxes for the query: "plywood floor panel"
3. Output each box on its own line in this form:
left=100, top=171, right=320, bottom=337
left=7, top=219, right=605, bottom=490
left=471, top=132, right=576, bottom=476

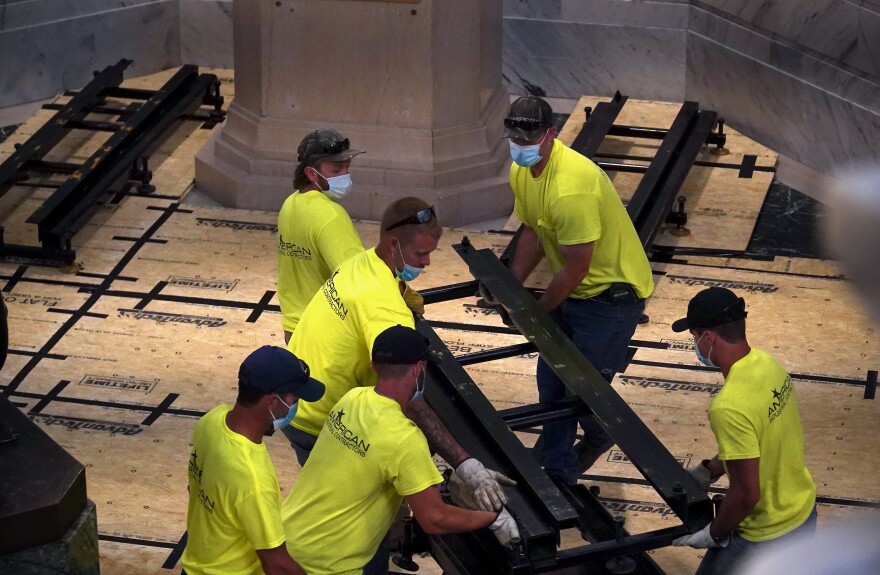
left=1, top=69, right=877, bottom=575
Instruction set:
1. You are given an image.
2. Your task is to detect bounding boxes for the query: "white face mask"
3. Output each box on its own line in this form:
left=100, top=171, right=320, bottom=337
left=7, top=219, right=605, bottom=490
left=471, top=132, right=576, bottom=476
left=411, top=364, right=426, bottom=402
left=314, top=170, right=353, bottom=201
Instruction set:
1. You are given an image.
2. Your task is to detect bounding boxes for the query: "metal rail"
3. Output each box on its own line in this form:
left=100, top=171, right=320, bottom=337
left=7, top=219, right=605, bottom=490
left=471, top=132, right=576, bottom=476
left=0, top=59, right=225, bottom=265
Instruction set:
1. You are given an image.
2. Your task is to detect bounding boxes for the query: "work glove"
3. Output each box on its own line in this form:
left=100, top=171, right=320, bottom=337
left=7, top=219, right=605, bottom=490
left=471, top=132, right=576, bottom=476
left=477, top=281, right=499, bottom=306
left=403, top=285, right=425, bottom=316
left=672, top=523, right=730, bottom=549
left=455, top=458, right=518, bottom=512
left=688, top=460, right=721, bottom=491
left=477, top=282, right=514, bottom=328
left=489, top=508, right=521, bottom=547
left=447, top=471, right=478, bottom=510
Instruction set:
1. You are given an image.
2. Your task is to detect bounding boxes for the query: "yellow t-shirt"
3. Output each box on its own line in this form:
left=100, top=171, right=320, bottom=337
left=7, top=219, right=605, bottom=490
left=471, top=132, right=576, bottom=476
left=709, top=348, right=816, bottom=542
left=282, top=388, right=443, bottom=575
left=181, top=405, right=286, bottom=575
left=277, top=190, right=364, bottom=334
left=288, top=247, right=413, bottom=436
left=510, top=139, right=654, bottom=299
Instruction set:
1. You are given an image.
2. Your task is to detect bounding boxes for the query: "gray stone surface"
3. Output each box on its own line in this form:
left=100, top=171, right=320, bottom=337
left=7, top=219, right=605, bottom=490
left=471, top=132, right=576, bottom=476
left=0, top=500, right=100, bottom=575
left=179, top=0, right=233, bottom=68
left=0, top=0, right=180, bottom=108
left=686, top=31, right=880, bottom=174
left=502, top=18, right=687, bottom=102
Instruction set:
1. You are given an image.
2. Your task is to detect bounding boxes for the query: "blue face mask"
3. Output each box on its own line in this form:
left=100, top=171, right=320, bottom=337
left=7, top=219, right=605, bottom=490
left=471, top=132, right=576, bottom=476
left=315, top=171, right=353, bottom=201
left=394, top=242, right=423, bottom=282
left=694, top=333, right=716, bottom=368
left=508, top=131, right=548, bottom=167
left=270, top=395, right=298, bottom=430
left=411, top=365, right=426, bottom=402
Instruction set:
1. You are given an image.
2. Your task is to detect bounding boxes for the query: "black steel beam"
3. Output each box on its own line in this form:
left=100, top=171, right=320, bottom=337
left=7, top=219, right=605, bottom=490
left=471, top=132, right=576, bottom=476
left=570, top=91, right=627, bottom=159
left=457, top=342, right=538, bottom=366
left=0, top=59, right=132, bottom=198
left=27, top=66, right=220, bottom=254
left=420, top=280, right=479, bottom=305
left=452, top=239, right=713, bottom=530
left=626, top=102, right=718, bottom=251
left=498, top=398, right=590, bottom=431
left=417, top=321, right=577, bottom=564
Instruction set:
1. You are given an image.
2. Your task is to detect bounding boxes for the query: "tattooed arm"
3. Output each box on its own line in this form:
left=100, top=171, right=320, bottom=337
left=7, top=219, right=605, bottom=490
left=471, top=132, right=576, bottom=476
left=405, top=400, right=469, bottom=467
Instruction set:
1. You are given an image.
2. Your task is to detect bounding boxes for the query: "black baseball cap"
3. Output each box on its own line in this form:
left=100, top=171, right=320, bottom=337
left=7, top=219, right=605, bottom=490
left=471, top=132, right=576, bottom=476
left=503, top=96, right=554, bottom=140
left=238, top=346, right=325, bottom=401
left=372, top=325, right=439, bottom=365
left=297, top=129, right=364, bottom=163
left=671, top=287, right=748, bottom=333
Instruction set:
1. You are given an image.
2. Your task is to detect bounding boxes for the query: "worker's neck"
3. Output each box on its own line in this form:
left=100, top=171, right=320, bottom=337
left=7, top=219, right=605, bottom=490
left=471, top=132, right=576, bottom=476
left=529, top=149, right=552, bottom=178
left=226, top=405, right=266, bottom=444
left=718, top=342, right=752, bottom=379
left=374, top=381, right=408, bottom=409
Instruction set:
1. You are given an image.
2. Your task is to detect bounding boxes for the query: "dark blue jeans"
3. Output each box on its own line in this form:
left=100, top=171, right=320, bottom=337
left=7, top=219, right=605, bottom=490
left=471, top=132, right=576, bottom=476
left=537, top=289, right=645, bottom=484
left=696, top=505, right=818, bottom=575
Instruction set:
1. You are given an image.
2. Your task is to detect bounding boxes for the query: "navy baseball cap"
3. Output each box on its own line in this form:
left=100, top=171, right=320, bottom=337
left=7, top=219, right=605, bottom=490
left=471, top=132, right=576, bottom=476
left=672, top=287, right=748, bottom=332
left=238, top=346, right=325, bottom=401
left=372, top=325, right=439, bottom=365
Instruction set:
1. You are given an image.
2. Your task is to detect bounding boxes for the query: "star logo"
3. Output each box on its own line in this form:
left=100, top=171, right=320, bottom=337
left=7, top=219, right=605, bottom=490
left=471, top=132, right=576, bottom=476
left=771, top=388, right=782, bottom=401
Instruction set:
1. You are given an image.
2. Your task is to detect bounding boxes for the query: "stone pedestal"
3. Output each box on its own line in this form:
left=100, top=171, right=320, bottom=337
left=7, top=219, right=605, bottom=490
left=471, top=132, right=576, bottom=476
left=195, top=0, right=512, bottom=226
left=0, top=500, right=100, bottom=575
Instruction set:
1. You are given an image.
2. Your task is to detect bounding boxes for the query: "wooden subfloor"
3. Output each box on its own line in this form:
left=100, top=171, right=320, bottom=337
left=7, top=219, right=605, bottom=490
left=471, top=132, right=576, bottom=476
left=1, top=69, right=877, bottom=575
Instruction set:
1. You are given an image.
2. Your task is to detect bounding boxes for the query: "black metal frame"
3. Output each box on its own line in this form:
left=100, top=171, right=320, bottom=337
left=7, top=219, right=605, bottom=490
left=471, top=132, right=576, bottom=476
left=0, top=59, right=225, bottom=265
left=398, top=240, right=713, bottom=574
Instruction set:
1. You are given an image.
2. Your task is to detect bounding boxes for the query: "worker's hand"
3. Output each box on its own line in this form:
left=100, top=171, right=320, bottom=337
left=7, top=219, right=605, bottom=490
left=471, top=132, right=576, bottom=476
left=688, top=460, right=721, bottom=491
left=496, top=306, right=515, bottom=329
left=672, top=523, right=729, bottom=549
left=447, top=471, right=479, bottom=510
left=489, top=508, right=521, bottom=547
left=455, top=458, right=517, bottom=512
left=477, top=281, right=499, bottom=307
left=403, top=286, right=425, bottom=316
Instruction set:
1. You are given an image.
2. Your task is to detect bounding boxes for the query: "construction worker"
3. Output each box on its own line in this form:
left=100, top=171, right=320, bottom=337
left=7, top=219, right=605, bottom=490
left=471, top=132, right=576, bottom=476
left=181, top=346, right=324, bottom=575
left=282, top=325, right=519, bottom=575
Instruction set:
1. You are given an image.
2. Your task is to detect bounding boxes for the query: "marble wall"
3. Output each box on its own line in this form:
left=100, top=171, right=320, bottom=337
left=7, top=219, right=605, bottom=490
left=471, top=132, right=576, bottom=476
left=0, top=0, right=180, bottom=108
left=686, top=1, right=880, bottom=181
left=502, top=0, right=689, bottom=102
left=1, top=0, right=878, bottom=183
left=500, top=0, right=880, bottom=186
left=178, top=0, right=233, bottom=69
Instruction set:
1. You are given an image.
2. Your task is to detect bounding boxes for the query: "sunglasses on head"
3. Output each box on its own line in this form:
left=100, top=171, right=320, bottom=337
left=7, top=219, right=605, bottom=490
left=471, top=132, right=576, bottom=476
left=503, top=116, right=548, bottom=131
left=301, top=137, right=350, bottom=161
left=385, top=206, right=436, bottom=231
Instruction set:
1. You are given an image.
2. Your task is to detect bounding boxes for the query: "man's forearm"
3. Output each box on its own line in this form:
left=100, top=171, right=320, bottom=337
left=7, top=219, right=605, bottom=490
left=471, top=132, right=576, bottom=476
left=508, top=226, right=544, bottom=283
left=538, top=265, right=588, bottom=313
left=405, top=400, right=469, bottom=467
left=711, top=486, right=756, bottom=537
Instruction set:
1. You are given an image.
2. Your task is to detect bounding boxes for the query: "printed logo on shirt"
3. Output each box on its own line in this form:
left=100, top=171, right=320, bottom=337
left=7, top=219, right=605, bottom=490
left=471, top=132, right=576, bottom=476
left=322, top=270, right=348, bottom=321
left=768, top=376, right=793, bottom=423
left=667, top=275, right=778, bottom=294
left=189, top=449, right=216, bottom=513
left=326, top=408, right=370, bottom=457
left=278, top=235, right=313, bottom=261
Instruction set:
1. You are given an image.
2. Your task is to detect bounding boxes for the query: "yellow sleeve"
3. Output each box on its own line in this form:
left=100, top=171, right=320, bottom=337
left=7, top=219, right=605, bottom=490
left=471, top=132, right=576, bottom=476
left=550, top=190, right=602, bottom=246
left=709, top=406, right=761, bottom=461
left=237, top=487, right=286, bottom=551
left=316, top=213, right=364, bottom=274
left=363, top=305, right=416, bottom=358
left=388, top=429, right=444, bottom=496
